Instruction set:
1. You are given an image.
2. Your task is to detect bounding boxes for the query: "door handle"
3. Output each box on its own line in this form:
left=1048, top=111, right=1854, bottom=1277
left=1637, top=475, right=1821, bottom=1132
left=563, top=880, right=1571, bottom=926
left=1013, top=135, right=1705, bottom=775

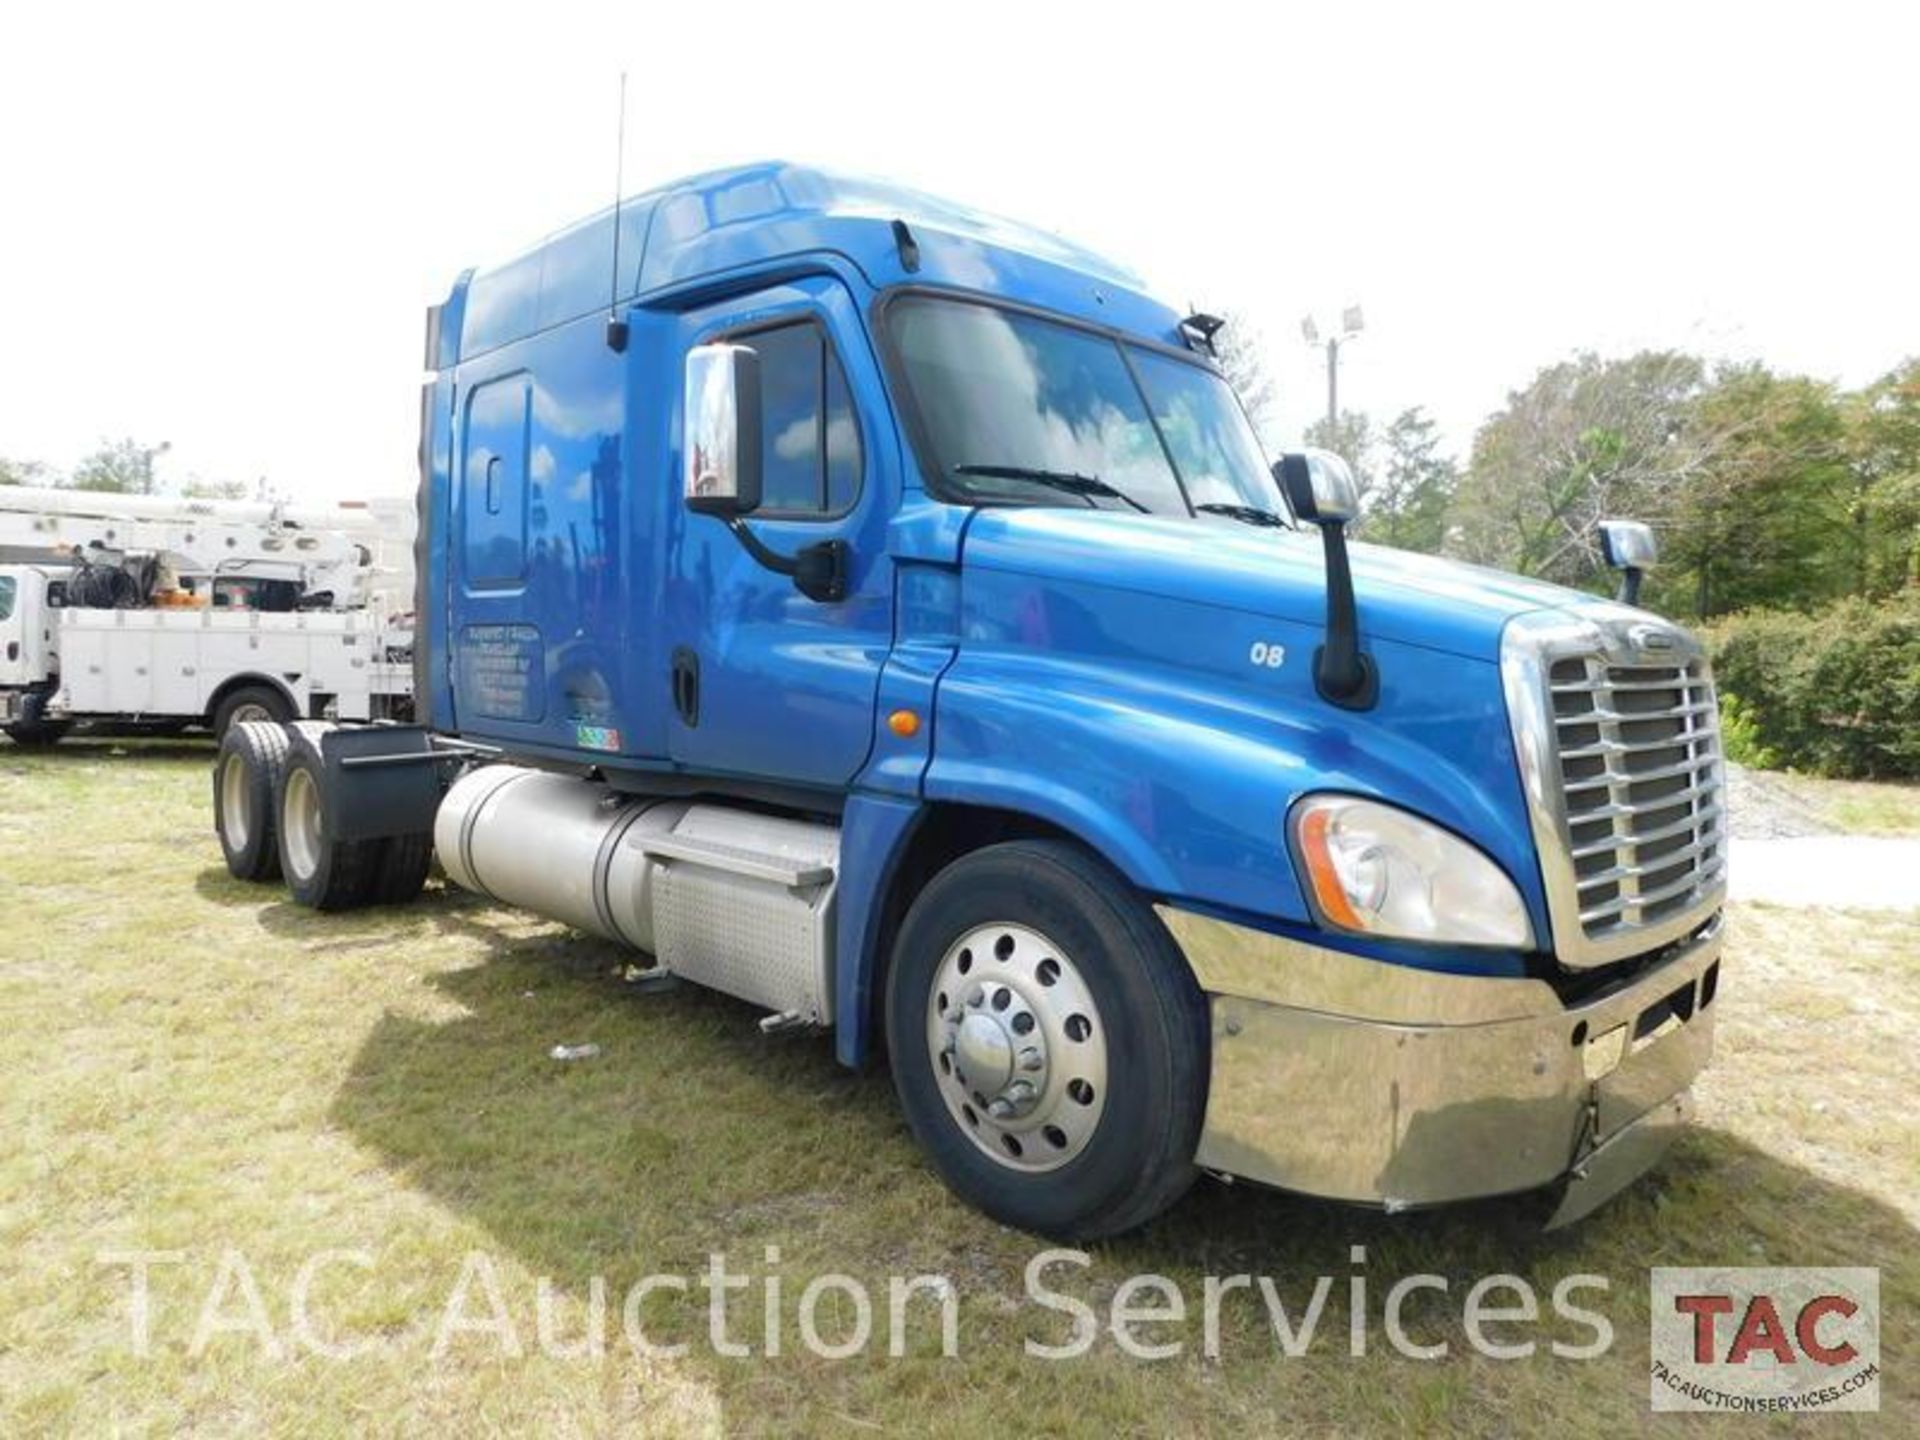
left=671, top=647, right=700, bottom=727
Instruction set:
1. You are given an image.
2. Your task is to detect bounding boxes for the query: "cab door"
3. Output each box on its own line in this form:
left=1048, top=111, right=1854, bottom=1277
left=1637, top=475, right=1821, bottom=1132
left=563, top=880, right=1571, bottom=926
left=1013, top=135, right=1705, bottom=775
left=0, top=569, right=43, bottom=688
left=663, top=274, right=895, bottom=791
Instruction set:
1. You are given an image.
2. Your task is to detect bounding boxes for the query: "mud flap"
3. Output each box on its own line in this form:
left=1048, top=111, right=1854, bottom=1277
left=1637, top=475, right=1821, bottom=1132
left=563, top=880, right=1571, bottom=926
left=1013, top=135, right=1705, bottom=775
left=315, top=724, right=448, bottom=842
left=1545, top=1088, right=1693, bottom=1230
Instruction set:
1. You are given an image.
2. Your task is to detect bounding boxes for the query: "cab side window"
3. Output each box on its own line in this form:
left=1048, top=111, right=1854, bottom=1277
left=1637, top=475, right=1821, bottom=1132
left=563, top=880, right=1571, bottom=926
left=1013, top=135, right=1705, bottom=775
left=744, top=322, right=861, bottom=516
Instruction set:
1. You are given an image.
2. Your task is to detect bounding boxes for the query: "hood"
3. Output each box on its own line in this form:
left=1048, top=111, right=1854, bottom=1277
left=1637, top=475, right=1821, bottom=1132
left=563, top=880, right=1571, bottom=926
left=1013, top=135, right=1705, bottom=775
left=958, top=508, right=1597, bottom=661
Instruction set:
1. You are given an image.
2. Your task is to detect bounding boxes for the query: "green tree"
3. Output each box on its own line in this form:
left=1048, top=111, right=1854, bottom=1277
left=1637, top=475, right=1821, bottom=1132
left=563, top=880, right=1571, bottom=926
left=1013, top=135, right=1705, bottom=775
left=2, top=456, right=50, bottom=487
left=178, top=475, right=249, bottom=500
left=1449, top=351, right=1716, bottom=590
left=1658, top=365, right=1850, bottom=617
left=1360, top=406, right=1456, bottom=553
left=1211, top=311, right=1280, bottom=449
left=1844, top=358, right=1920, bottom=596
left=71, top=438, right=166, bottom=494
left=1303, top=409, right=1377, bottom=508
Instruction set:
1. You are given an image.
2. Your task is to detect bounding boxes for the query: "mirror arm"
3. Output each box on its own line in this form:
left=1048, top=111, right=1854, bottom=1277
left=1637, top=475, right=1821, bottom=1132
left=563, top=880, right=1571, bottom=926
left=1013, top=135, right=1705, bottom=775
left=1313, top=520, right=1378, bottom=710
left=724, top=516, right=797, bottom=576
left=1618, top=566, right=1644, bottom=607
left=722, top=519, right=849, bottom=603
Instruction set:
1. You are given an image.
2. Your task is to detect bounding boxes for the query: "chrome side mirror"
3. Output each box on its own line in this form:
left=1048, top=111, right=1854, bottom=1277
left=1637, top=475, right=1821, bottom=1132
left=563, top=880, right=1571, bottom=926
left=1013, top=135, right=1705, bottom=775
left=683, top=343, right=763, bottom=517
left=1599, top=519, right=1657, bottom=606
left=1599, top=519, right=1658, bottom=572
left=1274, top=448, right=1374, bottom=709
left=1275, top=448, right=1360, bottom=526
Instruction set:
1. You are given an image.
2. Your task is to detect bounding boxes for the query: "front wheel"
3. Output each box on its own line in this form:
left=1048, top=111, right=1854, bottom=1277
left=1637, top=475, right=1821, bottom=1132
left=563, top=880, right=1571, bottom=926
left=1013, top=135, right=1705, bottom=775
left=4, top=690, right=69, bottom=747
left=3, top=720, right=67, bottom=747
left=885, top=839, right=1210, bottom=1240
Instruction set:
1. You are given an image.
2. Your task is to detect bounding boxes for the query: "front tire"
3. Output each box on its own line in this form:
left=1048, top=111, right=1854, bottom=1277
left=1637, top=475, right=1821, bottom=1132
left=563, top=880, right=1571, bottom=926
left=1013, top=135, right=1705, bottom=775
left=4, top=690, right=69, bottom=747
left=885, top=839, right=1210, bottom=1240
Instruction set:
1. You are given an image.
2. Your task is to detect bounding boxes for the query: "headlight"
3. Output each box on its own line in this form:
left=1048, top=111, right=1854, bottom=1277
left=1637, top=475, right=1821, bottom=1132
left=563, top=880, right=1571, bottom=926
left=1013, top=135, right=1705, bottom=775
left=1289, top=795, right=1533, bottom=949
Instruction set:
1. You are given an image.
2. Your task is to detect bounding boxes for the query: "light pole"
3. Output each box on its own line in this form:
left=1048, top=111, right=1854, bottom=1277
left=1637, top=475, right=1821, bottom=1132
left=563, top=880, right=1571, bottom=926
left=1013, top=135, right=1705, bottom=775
left=141, top=440, right=171, bottom=495
left=1300, top=306, right=1364, bottom=432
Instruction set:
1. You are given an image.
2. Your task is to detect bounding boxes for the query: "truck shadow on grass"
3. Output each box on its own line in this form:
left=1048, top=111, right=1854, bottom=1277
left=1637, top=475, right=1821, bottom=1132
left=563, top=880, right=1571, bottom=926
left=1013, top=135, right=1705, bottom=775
left=194, top=866, right=490, bottom=952
left=320, top=892, right=1919, bottom=1409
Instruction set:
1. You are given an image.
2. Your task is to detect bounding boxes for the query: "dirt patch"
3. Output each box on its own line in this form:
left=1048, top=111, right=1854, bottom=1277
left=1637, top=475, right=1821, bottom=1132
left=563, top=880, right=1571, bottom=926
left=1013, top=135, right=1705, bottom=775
left=1723, top=762, right=1835, bottom=839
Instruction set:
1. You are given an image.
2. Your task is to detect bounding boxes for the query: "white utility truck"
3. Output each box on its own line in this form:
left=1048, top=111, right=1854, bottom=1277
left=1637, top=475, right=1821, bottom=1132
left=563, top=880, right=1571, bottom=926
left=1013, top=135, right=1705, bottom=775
left=0, top=486, right=415, bottom=745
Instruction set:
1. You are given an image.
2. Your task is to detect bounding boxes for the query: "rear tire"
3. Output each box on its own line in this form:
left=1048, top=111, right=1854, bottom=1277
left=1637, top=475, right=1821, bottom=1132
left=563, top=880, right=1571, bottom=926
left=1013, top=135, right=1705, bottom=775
left=213, top=684, right=293, bottom=739
left=276, top=742, right=379, bottom=911
left=371, top=831, right=434, bottom=906
left=213, top=721, right=289, bottom=881
left=885, top=839, right=1210, bottom=1240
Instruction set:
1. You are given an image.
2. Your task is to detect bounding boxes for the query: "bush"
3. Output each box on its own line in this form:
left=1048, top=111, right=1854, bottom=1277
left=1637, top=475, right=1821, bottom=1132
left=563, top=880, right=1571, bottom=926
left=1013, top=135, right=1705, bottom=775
left=1706, top=592, right=1920, bottom=778
left=1717, top=693, right=1783, bottom=770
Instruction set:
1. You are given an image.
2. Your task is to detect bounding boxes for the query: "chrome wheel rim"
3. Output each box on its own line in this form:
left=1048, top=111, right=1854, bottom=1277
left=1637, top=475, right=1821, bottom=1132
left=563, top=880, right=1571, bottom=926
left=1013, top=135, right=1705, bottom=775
left=219, top=753, right=251, bottom=851
left=925, top=922, right=1108, bottom=1173
left=229, top=701, right=273, bottom=727
left=282, top=767, right=322, bottom=881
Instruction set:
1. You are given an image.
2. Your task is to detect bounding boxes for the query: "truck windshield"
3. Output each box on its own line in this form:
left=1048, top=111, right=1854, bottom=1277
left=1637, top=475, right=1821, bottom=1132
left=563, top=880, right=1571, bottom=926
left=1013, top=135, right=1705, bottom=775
left=887, top=295, right=1290, bottom=522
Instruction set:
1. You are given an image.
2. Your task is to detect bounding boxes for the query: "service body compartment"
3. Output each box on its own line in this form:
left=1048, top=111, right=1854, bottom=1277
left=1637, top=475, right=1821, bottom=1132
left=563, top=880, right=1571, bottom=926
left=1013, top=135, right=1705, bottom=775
left=53, top=607, right=407, bottom=721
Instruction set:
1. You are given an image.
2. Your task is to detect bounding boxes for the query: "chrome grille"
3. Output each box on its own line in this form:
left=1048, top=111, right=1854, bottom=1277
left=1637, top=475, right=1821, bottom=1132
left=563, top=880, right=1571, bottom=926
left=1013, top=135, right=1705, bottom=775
left=1502, top=611, right=1728, bottom=968
left=1547, top=655, right=1725, bottom=939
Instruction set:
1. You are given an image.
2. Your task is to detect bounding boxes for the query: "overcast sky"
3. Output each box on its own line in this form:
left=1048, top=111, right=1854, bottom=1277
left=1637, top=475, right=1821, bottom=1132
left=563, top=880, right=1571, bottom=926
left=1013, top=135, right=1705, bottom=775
left=2, top=1, right=1913, bottom=502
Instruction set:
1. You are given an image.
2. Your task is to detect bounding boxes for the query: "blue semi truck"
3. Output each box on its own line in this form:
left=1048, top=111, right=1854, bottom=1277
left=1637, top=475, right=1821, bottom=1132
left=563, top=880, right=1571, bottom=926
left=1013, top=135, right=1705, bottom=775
left=210, top=162, right=1726, bottom=1238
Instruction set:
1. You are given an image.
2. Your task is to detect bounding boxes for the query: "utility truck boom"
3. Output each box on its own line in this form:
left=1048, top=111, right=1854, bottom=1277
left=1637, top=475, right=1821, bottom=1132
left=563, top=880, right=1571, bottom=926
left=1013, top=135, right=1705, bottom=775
left=0, top=486, right=414, bottom=744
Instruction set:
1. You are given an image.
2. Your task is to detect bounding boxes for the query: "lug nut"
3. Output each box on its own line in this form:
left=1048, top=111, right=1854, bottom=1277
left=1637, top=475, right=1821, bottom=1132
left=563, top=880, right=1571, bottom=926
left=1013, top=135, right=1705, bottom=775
left=987, top=1097, right=1015, bottom=1120
left=1018, top=1047, right=1043, bottom=1072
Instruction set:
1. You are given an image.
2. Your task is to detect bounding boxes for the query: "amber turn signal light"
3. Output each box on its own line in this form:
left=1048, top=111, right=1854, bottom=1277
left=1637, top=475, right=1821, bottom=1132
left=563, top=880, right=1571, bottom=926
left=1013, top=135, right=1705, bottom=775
left=1296, top=804, right=1367, bottom=932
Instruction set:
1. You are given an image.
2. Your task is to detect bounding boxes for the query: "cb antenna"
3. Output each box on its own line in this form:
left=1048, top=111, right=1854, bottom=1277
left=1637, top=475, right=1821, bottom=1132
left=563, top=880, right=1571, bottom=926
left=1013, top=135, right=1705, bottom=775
left=605, top=70, right=630, bottom=353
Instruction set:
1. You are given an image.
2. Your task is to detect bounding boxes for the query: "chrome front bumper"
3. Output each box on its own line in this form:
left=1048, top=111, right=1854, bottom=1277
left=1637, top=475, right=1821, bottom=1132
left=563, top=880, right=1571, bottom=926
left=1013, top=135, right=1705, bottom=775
left=1159, top=907, right=1722, bottom=1222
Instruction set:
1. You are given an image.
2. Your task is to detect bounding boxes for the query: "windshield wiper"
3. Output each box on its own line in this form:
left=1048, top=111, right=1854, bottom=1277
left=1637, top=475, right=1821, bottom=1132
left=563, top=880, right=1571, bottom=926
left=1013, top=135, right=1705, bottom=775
left=1195, top=501, right=1291, bottom=529
left=953, top=464, right=1150, bottom=514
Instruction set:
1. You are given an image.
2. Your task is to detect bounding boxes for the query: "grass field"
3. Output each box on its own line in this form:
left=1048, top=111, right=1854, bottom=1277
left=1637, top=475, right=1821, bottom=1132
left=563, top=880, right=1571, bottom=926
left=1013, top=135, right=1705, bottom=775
left=1, top=737, right=1914, bottom=1435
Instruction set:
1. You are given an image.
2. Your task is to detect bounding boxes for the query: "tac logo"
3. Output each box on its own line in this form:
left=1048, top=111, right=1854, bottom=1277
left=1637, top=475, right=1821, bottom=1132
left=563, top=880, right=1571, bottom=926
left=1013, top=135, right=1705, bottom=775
left=1650, top=1267, right=1880, bottom=1413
